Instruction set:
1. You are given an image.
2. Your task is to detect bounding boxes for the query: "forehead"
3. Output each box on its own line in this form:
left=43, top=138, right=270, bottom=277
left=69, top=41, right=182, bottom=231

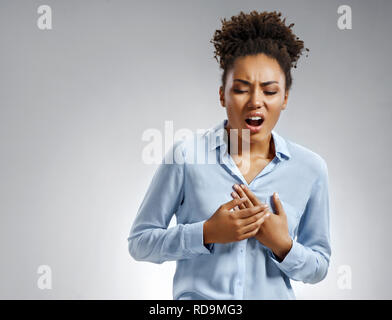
left=228, top=53, right=284, bottom=84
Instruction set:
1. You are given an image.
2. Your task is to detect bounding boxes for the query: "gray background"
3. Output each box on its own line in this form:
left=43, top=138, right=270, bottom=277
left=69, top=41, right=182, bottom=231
left=0, top=0, right=391, bottom=299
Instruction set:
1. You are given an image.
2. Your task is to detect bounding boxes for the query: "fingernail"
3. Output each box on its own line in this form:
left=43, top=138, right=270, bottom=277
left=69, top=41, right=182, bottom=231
left=275, top=192, right=279, bottom=198
left=233, top=184, right=239, bottom=189
left=241, top=184, right=246, bottom=189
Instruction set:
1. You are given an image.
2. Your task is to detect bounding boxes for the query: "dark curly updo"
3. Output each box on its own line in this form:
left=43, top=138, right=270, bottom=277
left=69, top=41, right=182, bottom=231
left=210, top=10, right=309, bottom=92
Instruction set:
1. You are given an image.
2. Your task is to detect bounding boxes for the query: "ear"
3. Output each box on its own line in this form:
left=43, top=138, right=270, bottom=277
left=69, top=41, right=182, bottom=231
left=281, top=89, right=289, bottom=110
left=219, top=86, right=225, bottom=107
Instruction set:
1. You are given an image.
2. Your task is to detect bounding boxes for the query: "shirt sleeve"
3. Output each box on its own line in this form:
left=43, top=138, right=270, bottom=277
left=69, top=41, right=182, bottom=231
left=268, top=157, right=331, bottom=284
left=127, top=139, right=213, bottom=264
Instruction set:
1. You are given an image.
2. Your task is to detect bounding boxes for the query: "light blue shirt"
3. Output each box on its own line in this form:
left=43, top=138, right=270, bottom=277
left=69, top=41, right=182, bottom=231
left=128, top=119, right=331, bottom=300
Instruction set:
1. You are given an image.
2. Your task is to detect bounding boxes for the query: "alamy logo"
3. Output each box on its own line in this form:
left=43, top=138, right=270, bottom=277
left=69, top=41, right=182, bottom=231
left=37, top=265, right=52, bottom=290
left=337, top=5, right=352, bottom=30
left=141, top=121, right=251, bottom=173
left=37, top=5, right=52, bottom=30
left=337, top=265, right=352, bottom=290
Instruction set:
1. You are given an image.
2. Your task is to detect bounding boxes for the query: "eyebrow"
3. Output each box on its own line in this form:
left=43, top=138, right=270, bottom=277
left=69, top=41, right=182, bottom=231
left=233, top=79, right=279, bottom=86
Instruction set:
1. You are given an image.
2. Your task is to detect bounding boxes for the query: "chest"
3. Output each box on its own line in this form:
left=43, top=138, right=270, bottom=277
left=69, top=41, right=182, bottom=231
left=233, top=156, right=273, bottom=185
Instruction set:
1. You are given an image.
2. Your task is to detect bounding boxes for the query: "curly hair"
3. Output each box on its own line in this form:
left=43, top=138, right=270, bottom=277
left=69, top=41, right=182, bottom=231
left=210, top=10, right=309, bottom=92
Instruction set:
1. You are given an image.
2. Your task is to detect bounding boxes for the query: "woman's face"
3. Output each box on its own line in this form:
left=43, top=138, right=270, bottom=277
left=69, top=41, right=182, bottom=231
left=219, top=53, right=289, bottom=145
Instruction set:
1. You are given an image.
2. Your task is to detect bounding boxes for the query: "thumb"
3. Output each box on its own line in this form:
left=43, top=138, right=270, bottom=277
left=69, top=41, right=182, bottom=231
left=273, top=192, right=286, bottom=216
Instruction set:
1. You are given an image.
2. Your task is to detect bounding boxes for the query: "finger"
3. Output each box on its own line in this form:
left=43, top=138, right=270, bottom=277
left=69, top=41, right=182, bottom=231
left=238, top=229, right=258, bottom=240
left=231, top=191, right=247, bottom=209
left=230, top=205, right=240, bottom=212
left=273, top=192, right=286, bottom=216
left=229, top=192, right=242, bottom=211
left=233, top=205, right=240, bottom=211
left=236, top=205, right=268, bottom=219
left=233, top=184, right=253, bottom=208
left=240, top=209, right=270, bottom=226
left=240, top=184, right=263, bottom=206
left=223, top=197, right=247, bottom=211
left=237, top=222, right=266, bottom=241
left=239, top=212, right=271, bottom=234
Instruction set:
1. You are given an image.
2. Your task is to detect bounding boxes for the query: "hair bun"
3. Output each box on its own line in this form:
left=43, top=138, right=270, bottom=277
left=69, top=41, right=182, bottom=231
left=212, top=10, right=309, bottom=69
left=211, top=10, right=309, bottom=91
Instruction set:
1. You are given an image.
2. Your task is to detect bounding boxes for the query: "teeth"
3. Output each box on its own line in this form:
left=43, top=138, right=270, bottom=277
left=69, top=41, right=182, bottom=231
left=247, top=116, right=262, bottom=120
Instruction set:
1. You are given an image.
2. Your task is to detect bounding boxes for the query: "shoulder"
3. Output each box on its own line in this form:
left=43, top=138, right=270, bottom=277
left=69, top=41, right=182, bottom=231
left=285, top=137, right=328, bottom=178
left=164, top=131, right=201, bottom=164
left=169, top=126, right=214, bottom=163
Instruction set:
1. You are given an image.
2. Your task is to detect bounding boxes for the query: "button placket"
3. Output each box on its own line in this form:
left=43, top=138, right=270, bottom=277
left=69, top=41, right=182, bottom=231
left=236, top=241, right=247, bottom=299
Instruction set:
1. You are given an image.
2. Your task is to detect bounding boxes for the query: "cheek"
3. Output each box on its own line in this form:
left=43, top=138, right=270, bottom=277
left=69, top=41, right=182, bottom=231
left=267, top=108, right=282, bottom=122
left=263, top=107, right=282, bottom=130
left=226, top=101, right=243, bottom=116
left=265, top=96, right=285, bottom=117
left=227, top=108, right=243, bottom=125
left=266, top=93, right=285, bottom=105
left=227, top=97, right=242, bottom=111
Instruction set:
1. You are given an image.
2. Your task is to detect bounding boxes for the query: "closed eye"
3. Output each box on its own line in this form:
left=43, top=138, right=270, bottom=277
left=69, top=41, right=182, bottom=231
left=234, top=89, right=277, bottom=95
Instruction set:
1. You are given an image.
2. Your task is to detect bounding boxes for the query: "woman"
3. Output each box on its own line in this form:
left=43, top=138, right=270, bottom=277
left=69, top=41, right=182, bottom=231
left=128, top=10, right=331, bottom=300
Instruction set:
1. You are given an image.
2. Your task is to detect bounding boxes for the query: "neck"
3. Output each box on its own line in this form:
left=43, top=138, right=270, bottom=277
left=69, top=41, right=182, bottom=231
left=225, top=125, right=275, bottom=159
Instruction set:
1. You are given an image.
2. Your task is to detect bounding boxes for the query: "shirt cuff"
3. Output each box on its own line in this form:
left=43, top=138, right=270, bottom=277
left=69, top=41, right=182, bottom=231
left=185, top=220, right=214, bottom=255
left=268, top=239, right=305, bottom=274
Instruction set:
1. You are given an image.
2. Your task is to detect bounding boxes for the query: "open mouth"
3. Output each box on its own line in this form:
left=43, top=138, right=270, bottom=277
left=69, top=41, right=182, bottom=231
left=244, top=116, right=264, bottom=133
left=245, top=117, right=264, bottom=127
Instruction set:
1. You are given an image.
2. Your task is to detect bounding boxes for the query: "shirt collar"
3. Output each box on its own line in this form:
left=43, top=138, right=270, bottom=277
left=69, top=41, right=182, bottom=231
left=207, top=119, right=291, bottom=160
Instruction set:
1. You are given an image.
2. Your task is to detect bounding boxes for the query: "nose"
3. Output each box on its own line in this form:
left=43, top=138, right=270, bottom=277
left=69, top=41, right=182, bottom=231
left=248, top=87, right=263, bottom=109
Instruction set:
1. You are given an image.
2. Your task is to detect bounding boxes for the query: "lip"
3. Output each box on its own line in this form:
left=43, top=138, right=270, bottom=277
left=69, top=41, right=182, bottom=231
left=245, top=112, right=265, bottom=120
left=244, top=112, right=265, bottom=134
left=245, top=121, right=263, bottom=133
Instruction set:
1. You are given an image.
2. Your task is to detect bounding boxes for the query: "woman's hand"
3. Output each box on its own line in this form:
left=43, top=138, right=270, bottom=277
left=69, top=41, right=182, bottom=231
left=231, top=184, right=293, bottom=261
left=203, top=197, right=270, bottom=244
